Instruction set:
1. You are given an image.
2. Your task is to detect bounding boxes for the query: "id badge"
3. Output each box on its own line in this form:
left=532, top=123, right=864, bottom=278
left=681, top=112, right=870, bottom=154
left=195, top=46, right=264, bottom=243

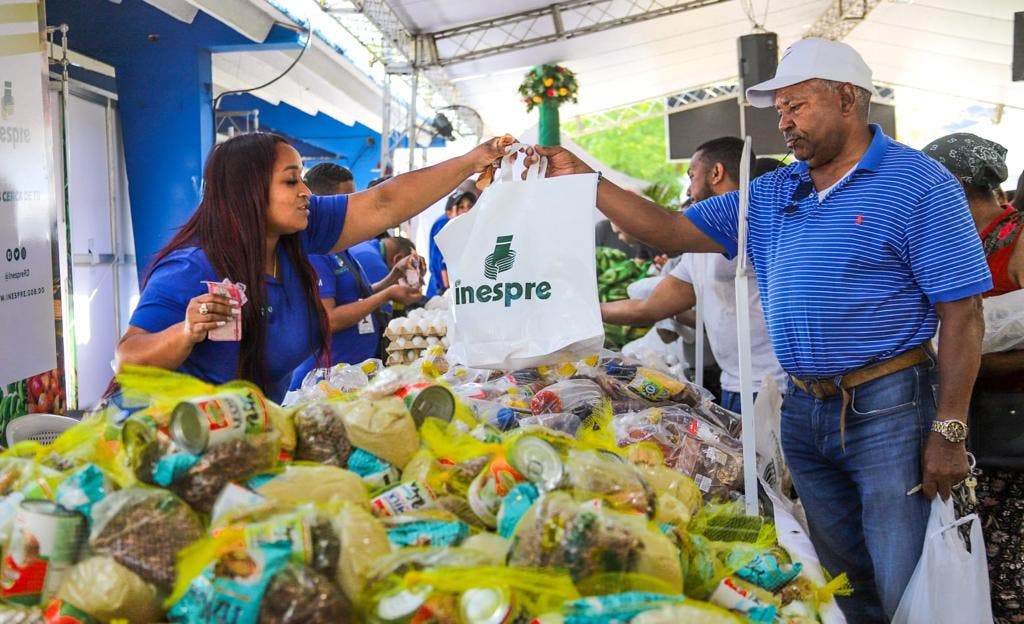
left=358, top=315, right=375, bottom=335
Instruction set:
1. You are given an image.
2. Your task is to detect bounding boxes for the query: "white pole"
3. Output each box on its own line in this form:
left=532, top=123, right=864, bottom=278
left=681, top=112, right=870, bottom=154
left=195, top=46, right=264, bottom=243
left=735, top=136, right=758, bottom=516
left=695, top=296, right=705, bottom=387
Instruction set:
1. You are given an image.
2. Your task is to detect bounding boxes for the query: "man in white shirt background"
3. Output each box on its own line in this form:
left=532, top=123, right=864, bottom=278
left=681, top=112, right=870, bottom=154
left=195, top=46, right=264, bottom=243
left=601, top=136, right=786, bottom=412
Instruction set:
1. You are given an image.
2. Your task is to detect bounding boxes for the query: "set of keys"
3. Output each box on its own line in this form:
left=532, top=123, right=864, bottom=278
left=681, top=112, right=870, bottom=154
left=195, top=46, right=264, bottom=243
left=905, top=452, right=979, bottom=505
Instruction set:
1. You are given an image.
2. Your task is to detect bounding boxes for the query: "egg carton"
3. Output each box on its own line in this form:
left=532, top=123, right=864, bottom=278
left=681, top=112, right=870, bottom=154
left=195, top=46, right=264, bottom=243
left=385, top=346, right=448, bottom=366
left=383, top=315, right=449, bottom=339
left=385, top=334, right=448, bottom=352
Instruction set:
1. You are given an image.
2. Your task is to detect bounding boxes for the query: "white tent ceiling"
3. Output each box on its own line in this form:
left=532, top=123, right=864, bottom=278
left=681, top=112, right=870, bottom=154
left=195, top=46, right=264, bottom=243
left=138, top=0, right=1023, bottom=142
left=385, top=0, right=1024, bottom=135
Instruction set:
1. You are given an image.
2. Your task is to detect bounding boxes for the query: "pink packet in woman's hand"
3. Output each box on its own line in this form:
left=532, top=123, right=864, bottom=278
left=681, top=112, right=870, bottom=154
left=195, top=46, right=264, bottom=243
left=202, top=279, right=248, bottom=341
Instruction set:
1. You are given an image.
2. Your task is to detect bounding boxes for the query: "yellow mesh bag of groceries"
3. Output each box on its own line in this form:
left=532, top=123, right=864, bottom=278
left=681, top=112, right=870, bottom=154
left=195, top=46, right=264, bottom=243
left=372, top=565, right=580, bottom=619
left=116, top=365, right=296, bottom=452
left=635, top=463, right=703, bottom=527
left=631, top=600, right=745, bottom=623
left=507, top=491, right=683, bottom=592
left=689, top=502, right=775, bottom=545
left=560, top=448, right=655, bottom=517
left=778, top=571, right=853, bottom=618
left=0, top=455, right=65, bottom=500
left=419, top=417, right=498, bottom=463
left=575, top=400, right=622, bottom=455
left=676, top=503, right=780, bottom=600
left=575, top=572, right=681, bottom=597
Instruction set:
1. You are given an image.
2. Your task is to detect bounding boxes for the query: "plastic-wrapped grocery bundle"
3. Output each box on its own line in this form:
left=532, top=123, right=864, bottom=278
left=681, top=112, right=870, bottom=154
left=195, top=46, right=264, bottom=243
left=56, top=556, right=164, bottom=624
left=0, top=359, right=853, bottom=624
left=170, top=432, right=280, bottom=514
left=258, top=565, right=353, bottom=624
left=506, top=491, right=683, bottom=590
left=292, top=401, right=353, bottom=467
left=615, top=407, right=743, bottom=499
left=89, top=488, right=204, bottom=589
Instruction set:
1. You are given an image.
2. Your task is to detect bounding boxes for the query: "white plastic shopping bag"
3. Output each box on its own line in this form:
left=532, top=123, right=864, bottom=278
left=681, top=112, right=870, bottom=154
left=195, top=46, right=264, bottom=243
left=754, top=377, right=791, bottom=498
left=982, top=289, right=1024, bottom=353
left=436, top=146, right=603, bottom=369
left=892, top=497, right=993, bottom=624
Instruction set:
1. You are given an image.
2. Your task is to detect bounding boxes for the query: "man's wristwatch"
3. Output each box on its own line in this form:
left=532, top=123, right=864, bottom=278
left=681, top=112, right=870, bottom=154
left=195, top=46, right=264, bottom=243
left=931, top=419, right=968, bottom=443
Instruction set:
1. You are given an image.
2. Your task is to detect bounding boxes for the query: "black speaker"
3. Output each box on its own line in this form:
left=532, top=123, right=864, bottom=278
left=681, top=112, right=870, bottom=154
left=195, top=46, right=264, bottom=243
left=1014, top=12, right=1024, bottom=82
left=738, top=33, right=779, bottom=96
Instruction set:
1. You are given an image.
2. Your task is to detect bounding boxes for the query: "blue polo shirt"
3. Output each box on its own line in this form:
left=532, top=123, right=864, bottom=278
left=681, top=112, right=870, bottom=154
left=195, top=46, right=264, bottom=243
left=350, top=239, right=390, bottom=284
left=685, top=125, right=992, bottom=378
left=349, top=239, right=393, bottom=316
left=289, top=251, right=381, bottom=389
left=427, top=213, right=449, bottom=297
left=129, top=194, right=349, bottom=402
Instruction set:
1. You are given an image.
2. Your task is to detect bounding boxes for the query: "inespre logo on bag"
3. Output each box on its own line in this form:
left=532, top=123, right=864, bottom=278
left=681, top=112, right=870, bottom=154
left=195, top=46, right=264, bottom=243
left=454, top=234, right=552, bottom=308
left=483, top=235, right=516, bottom=278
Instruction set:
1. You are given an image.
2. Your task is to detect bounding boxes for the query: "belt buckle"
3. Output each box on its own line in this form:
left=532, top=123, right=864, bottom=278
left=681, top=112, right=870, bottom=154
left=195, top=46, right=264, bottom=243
left=817, top=378, right=837, bottom=398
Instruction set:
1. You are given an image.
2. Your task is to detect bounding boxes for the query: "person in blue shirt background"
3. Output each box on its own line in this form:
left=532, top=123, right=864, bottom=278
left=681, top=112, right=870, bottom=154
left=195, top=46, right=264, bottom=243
left=289, top=170, right=423, bottom=389
left=304, top=162, right=356, bottom=196
left=350, top=236, right=418, bottom=285
left=532, top=39, right=990, bottom=624
left=289, top=247, right=421, bottom=388
left=116, top=132, right=514, bottom=402
left=427, top=190, right=476, bottom=296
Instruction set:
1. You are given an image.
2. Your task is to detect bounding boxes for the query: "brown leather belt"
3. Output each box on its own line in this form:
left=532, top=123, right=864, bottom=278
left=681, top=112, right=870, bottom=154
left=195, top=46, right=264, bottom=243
left=790, top=344, right=933, bottom=447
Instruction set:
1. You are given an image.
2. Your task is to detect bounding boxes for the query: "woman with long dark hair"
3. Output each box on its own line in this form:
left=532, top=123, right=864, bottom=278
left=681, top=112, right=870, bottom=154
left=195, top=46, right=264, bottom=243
left=115, top=132, right=512, bottom=401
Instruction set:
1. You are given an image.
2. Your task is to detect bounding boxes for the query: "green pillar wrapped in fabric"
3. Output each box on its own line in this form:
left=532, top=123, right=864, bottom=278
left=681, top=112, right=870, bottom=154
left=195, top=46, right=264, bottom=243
left=518, top=64, right=578, bottom=148
left=538, top=100, right=560, bottom=147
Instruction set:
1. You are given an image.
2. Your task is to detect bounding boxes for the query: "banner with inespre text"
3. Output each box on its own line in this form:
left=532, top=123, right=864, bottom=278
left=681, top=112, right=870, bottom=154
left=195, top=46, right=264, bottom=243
left=0, top=0, right=65, bottom=431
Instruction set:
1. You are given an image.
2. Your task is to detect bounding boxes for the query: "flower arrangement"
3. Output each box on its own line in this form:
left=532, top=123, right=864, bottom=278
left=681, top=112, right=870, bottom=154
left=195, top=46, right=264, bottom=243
left=518, top=64, right=578, bottom=112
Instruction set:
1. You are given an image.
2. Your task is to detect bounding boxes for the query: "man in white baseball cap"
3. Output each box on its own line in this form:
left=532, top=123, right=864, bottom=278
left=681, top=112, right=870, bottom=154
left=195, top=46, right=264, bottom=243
left=745, top=36, right=874, bottom=107
left=532, top=37, right=990, bottom=623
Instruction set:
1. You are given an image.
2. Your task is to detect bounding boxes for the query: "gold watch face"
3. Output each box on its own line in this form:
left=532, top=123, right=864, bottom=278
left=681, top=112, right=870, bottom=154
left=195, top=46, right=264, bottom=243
left=934, top=420, right=968, bottom=442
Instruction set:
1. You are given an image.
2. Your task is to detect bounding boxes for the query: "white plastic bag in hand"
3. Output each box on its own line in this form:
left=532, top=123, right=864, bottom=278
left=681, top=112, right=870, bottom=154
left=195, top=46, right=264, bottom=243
left=981, top=289, right=1024, bottom=353
left=892, top=497, right=993, bottom=624
left=436, top=146, right=603, bottom=369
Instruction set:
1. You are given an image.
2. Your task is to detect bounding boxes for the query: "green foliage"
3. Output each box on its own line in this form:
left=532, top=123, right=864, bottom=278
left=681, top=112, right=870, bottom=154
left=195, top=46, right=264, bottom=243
left=642, top=181, right=682, bottom=212
left=575, top=116, right=685, bottom=201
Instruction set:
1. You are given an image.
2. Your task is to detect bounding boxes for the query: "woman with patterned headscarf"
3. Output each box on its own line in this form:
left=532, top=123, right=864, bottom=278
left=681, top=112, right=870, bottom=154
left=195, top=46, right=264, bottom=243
left=924, top=132, right=1024, bottom=624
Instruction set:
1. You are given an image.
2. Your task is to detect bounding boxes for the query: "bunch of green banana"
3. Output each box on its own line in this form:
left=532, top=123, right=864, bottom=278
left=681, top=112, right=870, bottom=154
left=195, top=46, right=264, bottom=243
left=596, top=247, right=651, bottom=304
left=596, top=247, right=654, bottom=348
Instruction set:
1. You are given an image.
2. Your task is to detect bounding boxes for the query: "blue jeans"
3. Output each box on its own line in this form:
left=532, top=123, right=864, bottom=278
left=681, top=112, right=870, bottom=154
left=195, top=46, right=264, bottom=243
left=718, top=390, right=757, bottom=414
left=781, top=357, right=937, bottom=623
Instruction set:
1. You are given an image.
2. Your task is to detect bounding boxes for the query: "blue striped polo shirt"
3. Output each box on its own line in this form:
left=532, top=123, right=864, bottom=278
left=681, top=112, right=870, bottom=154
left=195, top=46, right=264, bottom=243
left=685, top=124, right=992, bottom=378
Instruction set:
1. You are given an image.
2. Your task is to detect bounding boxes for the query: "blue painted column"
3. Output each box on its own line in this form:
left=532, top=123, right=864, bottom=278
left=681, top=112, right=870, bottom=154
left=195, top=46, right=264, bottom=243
left=44, top=0, right=298, bottom=276
left=115, top=44, right=213, bottom=273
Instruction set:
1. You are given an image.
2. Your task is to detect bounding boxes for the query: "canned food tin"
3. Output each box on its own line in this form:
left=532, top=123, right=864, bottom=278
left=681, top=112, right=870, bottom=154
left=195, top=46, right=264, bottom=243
left=395, top=383, right=455, bottom=426
left=0, top=501, right=84, bottom=606
left=508, top=436, right=565, bottom=492
left=170, top=390, right=270, bottom=454
left=120, top=413, right=168, bottom=477
left=460, top=586, right=516, bottom=624
left=374, top=584, right=433, bottom=623
left=120, top=413, right=159, bottom=453
left=371, top=481, right=437, bottom=518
